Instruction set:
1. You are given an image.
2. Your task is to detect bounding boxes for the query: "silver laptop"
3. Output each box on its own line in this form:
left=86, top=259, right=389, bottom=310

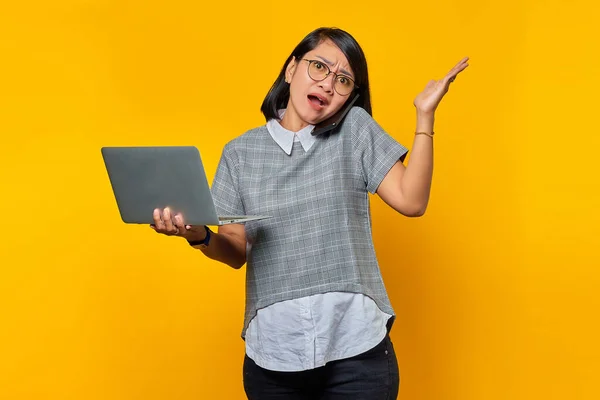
left=101, top=146, right=270, bottom=225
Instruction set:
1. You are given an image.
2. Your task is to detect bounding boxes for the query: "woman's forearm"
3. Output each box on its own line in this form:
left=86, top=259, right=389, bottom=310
left=400, top=111, right=435, bottom=214
left=196, top=230, right=247, bottom=270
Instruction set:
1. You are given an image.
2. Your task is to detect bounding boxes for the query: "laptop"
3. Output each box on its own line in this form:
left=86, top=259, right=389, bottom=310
left=101, top=146, right=270, bottom=226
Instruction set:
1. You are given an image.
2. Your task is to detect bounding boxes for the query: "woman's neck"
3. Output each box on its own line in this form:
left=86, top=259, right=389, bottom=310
left=279, top=105, right=310, bottom=133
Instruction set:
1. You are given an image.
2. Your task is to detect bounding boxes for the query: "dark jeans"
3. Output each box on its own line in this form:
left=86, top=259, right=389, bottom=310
left=243, top=334, right=400, bottom=400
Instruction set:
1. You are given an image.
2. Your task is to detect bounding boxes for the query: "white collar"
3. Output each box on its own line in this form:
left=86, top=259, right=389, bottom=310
left=266, top=109, right=316, bottom=155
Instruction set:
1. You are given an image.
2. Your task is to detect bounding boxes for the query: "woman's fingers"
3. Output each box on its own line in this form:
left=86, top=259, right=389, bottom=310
left=450, top=57, right=469, bottom=72
left=174, top=214, right=188, bottom=235
left=151, top=208, right=180, bottom=235
left=163, top=208, right=175, bottom=231
left=153, top=208, right=165, bottom=230
left=446, top=57, right=470, bottom=83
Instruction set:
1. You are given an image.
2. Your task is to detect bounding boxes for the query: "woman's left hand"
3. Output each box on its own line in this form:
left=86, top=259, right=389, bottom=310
left=413, top=57, right=469, bottom=114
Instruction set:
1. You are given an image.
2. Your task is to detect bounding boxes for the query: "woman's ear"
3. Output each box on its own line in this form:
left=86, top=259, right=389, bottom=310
left=285, top=57, right=297, bottom=83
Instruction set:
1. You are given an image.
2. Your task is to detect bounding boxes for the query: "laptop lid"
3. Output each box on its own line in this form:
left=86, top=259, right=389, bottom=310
left=101, top=146, right=221, bottom=225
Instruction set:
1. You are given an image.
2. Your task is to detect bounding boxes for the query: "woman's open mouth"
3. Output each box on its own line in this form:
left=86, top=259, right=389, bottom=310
left=307, top=94, right=326, bottom=110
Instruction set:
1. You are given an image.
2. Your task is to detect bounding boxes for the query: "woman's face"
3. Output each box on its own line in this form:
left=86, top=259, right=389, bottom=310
left=285, top=39, right=355, bottom=126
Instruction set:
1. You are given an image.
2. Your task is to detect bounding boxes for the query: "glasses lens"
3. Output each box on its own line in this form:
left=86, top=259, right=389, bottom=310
left=307, top=60, right=355, bottom=96
left=334, top=76, right=355, bottom=96
left=308, top=61, right=329, bottom=81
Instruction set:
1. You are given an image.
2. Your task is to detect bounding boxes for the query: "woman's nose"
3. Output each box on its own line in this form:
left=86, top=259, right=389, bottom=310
left=318, top=74, right=336, bottom=93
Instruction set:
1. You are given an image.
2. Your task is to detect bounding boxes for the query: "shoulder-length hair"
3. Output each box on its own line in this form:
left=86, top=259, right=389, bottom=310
left=260, top=27, right=372, bottom=121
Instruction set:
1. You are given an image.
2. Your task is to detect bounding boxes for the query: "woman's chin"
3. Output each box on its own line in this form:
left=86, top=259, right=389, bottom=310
left=300, top=109, right=332, bottom=126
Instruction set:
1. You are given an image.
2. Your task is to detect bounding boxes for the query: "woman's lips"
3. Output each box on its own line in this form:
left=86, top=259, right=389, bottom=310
left=307, top=95, right=325, bottom=110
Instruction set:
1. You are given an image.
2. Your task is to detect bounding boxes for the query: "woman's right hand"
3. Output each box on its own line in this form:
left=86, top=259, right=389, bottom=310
left=150, top=207, right=207, bottom=242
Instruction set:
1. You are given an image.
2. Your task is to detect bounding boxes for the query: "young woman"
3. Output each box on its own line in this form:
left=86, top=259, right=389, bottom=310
left=151, top=27, right=468, bottom=400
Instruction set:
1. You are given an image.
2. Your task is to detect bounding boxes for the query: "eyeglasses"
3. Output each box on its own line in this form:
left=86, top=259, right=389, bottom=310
left=302, top=59, right=357, bottom=96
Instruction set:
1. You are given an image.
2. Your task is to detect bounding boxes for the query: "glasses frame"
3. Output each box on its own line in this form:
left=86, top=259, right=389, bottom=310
left=301, top=59, right=358, bottom=96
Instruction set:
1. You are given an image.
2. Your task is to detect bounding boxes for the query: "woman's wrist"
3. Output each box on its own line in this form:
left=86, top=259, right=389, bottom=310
left=416, top=108, right=435, bottom=117
left=416, top=109, right=435, bottom=133
left=186, top=226, right=209, bottom=244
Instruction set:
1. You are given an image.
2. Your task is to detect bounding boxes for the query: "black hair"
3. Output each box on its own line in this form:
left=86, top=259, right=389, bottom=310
left=260, top=27, right=372, bottom=121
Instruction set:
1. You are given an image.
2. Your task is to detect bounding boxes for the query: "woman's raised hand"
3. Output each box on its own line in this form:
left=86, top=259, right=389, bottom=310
left=413, top=57, right=469, bottom=115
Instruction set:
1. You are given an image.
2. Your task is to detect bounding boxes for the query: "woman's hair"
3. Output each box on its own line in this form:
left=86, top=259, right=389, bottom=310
left=260, top=27, right=372, bottom=121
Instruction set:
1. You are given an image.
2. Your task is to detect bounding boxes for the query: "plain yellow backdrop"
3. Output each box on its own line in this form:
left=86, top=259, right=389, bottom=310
left=1, top=0, right=599, bottom=399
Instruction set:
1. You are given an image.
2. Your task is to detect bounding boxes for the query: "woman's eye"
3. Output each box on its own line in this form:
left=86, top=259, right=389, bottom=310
left=339, top=77, right=352, bottom=86
left=314, top=62, right=324, bottom=69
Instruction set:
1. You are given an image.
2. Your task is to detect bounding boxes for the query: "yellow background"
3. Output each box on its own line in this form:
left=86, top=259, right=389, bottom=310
left=1, top=0, right=599, bottom=399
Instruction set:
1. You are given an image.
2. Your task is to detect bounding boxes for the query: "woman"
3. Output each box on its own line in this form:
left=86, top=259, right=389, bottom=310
left=151, top=27, right=468, bottom=399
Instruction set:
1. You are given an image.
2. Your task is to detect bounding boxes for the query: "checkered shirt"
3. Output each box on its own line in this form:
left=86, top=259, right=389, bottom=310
left=211, top=106, right=409, bottom=338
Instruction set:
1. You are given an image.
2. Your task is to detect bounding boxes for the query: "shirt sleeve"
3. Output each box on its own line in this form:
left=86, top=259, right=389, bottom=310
left=211, top=144, right=245, bottom=216
left=350, top=107, right=409, bottom=194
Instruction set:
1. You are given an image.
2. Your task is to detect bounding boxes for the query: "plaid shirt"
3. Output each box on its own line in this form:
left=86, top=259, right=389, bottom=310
left=211, top=106, right=409, bottom=339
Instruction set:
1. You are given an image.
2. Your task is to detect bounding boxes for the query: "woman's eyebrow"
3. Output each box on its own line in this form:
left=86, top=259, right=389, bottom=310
left=315, top=55, right=354, bottom=78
